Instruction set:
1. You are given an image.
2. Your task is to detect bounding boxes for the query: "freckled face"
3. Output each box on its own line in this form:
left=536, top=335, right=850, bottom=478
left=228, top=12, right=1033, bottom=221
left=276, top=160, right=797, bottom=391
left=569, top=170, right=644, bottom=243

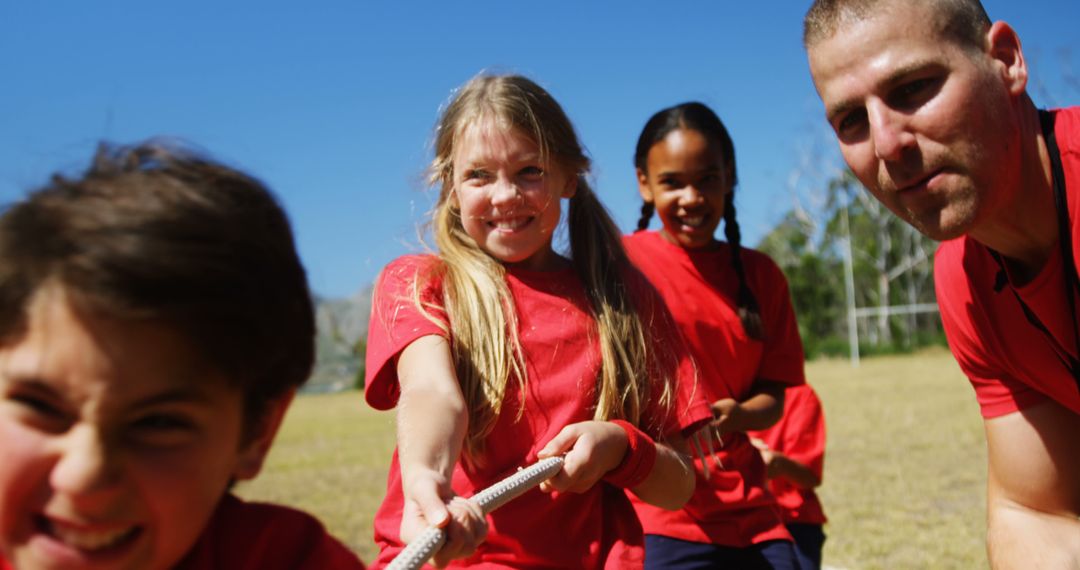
left=808, top=4, right=1024, bottom=241
left=451, top=121, right=577, bottom=271
left=638, top=128, right=731, bottom=249
left=0, top=288, right=271, bottom=570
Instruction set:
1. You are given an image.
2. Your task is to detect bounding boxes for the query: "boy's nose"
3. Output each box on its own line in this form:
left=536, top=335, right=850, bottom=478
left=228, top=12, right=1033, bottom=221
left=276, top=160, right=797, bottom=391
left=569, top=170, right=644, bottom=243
left=50, top=424, right=122, bottom=500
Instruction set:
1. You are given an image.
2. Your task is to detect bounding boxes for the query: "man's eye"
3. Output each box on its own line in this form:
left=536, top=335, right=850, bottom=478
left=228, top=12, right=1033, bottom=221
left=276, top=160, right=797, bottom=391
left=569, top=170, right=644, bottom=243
left=891, top=77, right=941, bottom=109
left=836, top=109, right=868, bottom=138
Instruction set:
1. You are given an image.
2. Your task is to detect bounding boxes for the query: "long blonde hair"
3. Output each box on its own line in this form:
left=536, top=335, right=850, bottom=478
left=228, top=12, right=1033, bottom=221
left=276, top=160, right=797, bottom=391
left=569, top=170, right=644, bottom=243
left=419, top=74, right=677, bottom=459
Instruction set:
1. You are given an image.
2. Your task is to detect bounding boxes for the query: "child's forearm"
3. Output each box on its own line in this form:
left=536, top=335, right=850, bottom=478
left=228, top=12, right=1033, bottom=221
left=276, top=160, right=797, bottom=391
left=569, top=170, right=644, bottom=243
left=712, top=379, right=787, bottom=433
left=630, top=441, right=695, bottom=510
left=767, top=452, right=821, bottom=489
left=396, top=335, right=468, bottom=483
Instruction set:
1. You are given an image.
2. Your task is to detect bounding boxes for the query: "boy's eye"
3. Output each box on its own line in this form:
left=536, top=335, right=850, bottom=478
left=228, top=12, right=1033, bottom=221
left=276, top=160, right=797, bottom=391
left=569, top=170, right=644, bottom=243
left=129, top=413, right=197, bottom=445
left=4, top=391, right=71, bottom=432
left=658, top=177, right=679, bottom=189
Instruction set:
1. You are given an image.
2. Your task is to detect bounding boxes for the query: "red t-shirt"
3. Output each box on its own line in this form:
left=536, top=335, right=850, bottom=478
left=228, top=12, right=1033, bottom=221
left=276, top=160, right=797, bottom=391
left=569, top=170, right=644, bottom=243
left=936, top=107, right=1080, bottom=419
left=0, top=495, right=363, bottom=570
left=624, top=231, right=806, bottom=547
left=180, top=494, right=364, bottom=569
left=748, top=384, right=827, bottom=525
left=364, top=255, right=711, bottom=569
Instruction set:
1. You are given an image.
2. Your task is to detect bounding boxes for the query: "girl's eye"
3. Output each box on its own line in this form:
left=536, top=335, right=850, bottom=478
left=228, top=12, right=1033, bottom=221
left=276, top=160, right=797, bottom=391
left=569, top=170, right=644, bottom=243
left=519, top=166, right=544, bottom=181
left=464, top=169, right=491, bottom=182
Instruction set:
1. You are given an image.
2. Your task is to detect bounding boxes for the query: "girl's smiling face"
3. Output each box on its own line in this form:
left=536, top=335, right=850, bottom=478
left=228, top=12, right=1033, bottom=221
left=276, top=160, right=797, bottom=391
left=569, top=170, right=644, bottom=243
left=0, top=287, right=279, bottom=570
left=638, top=128, right=732, bottom=250
left=452, top=120, right=577, bottom=271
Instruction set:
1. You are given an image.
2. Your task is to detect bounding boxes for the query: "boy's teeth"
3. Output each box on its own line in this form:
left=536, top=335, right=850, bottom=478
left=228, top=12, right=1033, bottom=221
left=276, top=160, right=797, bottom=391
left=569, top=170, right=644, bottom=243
left=51, top=523, right=135, bottom=551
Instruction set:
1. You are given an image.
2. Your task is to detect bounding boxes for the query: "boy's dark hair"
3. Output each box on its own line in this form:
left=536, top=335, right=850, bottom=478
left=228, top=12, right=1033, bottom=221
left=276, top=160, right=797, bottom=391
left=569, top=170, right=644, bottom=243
left=634, top=102, right=764, bottom=340
left=0, top=141, right=316, bottom=426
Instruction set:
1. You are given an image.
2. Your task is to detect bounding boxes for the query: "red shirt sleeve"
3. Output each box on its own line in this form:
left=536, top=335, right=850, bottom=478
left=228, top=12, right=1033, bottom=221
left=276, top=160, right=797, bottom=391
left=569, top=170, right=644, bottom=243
left=774, top=385, right=825, bottom=482
left=753, top=252, right=807, bottom=387
left=364, top=255, right=448, bottom=410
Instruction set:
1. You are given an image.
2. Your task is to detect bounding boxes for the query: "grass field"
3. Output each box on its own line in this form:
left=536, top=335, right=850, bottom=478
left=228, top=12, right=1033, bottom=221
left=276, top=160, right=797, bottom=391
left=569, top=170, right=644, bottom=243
left=237, top=347, right=989, bottom=569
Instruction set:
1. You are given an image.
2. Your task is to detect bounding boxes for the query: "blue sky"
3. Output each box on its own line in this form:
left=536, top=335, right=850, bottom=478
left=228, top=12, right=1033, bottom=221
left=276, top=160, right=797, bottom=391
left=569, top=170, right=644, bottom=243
left=2, top=1, right=1077, bottom=299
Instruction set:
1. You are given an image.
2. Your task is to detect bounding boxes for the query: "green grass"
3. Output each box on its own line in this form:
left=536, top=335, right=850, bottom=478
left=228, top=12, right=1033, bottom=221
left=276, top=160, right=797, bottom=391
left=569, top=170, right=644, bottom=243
left=237, top=347, right=989, bottom=568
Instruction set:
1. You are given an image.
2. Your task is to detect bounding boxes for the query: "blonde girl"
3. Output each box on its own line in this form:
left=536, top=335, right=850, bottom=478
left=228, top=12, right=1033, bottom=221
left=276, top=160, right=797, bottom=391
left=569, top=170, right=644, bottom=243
left=364, top=74, right=711, bottom=569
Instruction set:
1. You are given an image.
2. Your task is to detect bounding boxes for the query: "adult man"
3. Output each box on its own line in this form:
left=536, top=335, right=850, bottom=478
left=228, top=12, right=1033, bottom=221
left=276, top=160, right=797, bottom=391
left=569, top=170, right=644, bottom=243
left=805, top=0, right=1080, bottom=566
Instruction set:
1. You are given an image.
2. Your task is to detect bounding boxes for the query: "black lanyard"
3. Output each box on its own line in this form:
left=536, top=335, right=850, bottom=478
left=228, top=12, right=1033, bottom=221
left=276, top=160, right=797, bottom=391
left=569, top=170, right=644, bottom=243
left=989, top=110, right=1080, bottom=394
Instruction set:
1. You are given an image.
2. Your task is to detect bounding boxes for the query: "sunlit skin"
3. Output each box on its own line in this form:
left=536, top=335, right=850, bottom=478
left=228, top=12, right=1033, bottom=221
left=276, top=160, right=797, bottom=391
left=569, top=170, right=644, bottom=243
left=637, top=128, right=732, bottom=250
left=0, top=286, right=285, bottom=570
left=451, top=120, right=577, bottom=272
left=807, top=2, right=1054, bottom=268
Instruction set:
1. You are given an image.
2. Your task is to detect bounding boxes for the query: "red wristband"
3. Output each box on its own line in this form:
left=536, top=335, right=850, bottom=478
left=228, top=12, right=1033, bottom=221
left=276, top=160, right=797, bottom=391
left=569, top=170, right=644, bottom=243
left=603, top=420, right=658, bottom=489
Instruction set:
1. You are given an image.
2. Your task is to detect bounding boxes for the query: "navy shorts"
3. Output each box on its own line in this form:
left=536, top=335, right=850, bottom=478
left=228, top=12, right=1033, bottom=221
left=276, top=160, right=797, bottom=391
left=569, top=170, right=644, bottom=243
left=644, top=534, right=802, bottom=570
left=787, top=523, right=826, bottom=570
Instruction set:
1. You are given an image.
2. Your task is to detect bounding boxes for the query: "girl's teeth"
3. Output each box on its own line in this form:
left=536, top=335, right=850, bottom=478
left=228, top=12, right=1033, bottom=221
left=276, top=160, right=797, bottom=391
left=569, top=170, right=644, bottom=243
left=492, top=217, right=529, bottom=230
left=682, top=216, right=704, bottom=227
left=51, top=523, right=135, bottom=551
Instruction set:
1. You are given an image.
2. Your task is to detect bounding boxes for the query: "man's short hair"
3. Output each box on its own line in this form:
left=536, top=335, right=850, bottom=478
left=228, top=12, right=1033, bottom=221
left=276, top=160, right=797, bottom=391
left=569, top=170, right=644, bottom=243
left=804, top=0, right=992, bottom=51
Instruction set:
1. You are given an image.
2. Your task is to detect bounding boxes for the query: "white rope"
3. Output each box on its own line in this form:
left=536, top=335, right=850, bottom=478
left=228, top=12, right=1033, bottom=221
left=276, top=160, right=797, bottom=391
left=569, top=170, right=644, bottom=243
left=386, top=456, right=565, bottom=570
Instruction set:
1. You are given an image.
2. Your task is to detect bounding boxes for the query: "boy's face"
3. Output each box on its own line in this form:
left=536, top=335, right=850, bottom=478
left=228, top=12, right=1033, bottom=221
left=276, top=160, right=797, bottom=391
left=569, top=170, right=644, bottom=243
left=0, top=288, right=278, bottom=570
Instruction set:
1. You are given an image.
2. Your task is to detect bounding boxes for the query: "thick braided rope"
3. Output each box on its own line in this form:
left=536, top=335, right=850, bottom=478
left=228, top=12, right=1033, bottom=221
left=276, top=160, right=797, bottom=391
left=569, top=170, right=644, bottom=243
left=386, top=456, right=565, bottom=570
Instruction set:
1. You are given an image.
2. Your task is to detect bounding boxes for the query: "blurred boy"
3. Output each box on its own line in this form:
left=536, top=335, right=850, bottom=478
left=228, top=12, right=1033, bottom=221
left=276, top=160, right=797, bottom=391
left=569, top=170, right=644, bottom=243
left=0, top=142, right=365, bottom=569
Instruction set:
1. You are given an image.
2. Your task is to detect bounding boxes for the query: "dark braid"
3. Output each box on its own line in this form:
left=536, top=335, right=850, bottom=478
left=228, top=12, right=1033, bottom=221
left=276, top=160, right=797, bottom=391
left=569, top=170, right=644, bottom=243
left=636, top=202, right=655, bottom=232
left=723, top=193, right=764, bottom=340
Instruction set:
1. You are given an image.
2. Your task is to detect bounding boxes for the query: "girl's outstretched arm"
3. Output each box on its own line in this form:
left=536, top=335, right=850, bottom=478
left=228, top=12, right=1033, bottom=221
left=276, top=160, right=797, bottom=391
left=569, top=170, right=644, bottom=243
left=536, top=421, right=695, bottom=510
left=396, top=334, right=487, bottom=566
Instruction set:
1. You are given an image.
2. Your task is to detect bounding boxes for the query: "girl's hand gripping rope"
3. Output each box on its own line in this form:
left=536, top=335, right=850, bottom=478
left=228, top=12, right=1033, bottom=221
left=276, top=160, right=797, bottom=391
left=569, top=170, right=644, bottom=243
left=389, top=456, right=566, bottom=570
left=537, top=420, right=631, bottom=493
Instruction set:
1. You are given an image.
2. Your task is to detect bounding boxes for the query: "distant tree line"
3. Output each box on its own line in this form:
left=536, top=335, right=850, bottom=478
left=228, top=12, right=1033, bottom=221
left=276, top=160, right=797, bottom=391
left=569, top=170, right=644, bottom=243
left=757, top=169, right=944, bottom=360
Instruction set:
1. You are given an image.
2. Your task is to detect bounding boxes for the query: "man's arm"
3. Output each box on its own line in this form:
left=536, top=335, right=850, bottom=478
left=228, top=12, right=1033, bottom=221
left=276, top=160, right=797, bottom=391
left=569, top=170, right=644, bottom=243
left=984, top=399, right=1080, bottom=569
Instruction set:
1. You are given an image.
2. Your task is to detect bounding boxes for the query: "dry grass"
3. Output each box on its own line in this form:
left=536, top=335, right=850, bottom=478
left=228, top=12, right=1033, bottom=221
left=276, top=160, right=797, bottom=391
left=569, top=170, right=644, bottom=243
left=237, top=347, right=990, bottom=568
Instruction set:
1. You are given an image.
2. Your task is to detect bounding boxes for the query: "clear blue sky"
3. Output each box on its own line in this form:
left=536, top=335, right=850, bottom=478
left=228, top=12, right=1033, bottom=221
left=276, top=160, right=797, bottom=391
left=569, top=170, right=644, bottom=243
left=2, top=1, right=1077, bottom=299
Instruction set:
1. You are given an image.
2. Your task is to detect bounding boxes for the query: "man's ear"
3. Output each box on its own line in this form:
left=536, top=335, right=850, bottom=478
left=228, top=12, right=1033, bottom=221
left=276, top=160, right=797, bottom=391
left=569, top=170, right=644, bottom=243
left=233, top=389, right=295, bottom=481
left=637, top=168, right=654, bottom=203
left=986, top=21, right=1028, bottom=97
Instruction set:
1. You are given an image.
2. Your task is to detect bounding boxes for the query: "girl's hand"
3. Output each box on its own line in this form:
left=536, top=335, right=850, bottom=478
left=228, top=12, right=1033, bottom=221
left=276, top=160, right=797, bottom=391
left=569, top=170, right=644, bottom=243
left=711, top=398, right=745, bottom=436
left=750, top=437, right=778, bottom=475
left=401, top=470, right=488, bottom=567
left=537, top=420, right=628, bottom=494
